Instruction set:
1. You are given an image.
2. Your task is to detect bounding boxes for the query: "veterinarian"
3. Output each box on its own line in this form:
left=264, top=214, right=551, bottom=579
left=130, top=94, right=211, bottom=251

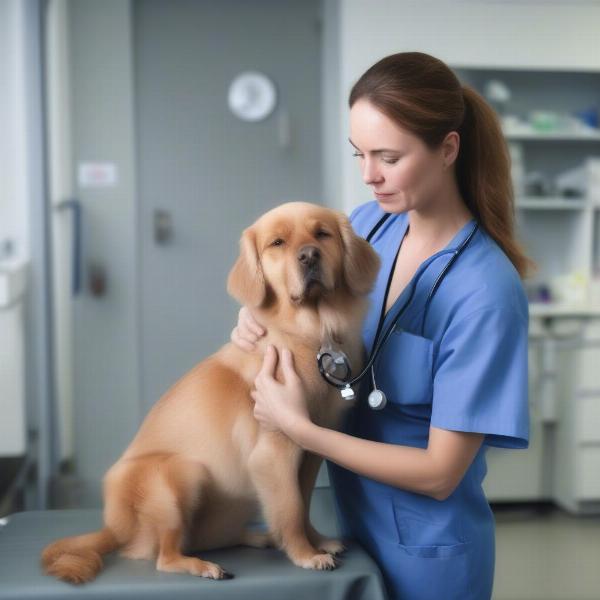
left=232, top=51, right=533, bottom=600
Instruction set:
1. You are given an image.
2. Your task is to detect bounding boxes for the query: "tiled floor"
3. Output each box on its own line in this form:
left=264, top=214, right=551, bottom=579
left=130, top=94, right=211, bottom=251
left=493, top=504, right=600, bottom=600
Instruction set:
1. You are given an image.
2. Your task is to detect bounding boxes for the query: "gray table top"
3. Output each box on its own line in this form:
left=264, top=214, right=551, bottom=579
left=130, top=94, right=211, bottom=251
left=0, top=499, right=388, bottom=600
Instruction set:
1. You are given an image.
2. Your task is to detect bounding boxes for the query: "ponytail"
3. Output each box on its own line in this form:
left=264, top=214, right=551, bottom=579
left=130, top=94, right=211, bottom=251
left=457, top=84, right=536, bottom=279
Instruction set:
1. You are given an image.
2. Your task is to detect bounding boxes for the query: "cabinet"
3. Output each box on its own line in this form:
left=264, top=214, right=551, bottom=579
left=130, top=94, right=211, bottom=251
left=553, top=319, right=600, bottom=512
left=454, top=66, right=600, bottom=513
left=482, top=334, right=549, bottom=502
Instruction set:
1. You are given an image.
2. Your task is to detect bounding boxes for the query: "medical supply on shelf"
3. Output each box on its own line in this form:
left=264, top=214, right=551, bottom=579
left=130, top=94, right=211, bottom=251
left=484, top=79, right=511, bottom=116
left=550, top=270, right=589, bottom=305
left=555, top=164, right=588, bottom=198
left=530, top=110, right=560, bottom=133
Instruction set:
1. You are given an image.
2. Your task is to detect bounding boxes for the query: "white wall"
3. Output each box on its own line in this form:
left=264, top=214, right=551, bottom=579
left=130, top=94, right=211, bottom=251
left=324, top=0, right=600, bottom=214
left=0, top=1, right=32, bottom=458
left=0, top=0, right=30, bottom=260
left=320, top=0, right=342, bottom=209
left=0, top=0, right=53, bottom=482
left=0, top=0, right=59, bottom=507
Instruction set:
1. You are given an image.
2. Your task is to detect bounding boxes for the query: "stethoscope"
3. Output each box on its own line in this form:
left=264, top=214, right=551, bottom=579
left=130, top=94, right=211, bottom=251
left=317, top=212, right=479, bottom=410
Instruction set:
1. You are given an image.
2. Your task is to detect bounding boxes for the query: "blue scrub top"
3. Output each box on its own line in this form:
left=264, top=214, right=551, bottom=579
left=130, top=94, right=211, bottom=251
left=327, top=200, right=530, bottom=600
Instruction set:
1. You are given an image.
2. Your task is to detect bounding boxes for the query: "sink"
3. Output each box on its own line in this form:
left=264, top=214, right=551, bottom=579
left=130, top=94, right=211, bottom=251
left=0, top=259, right=28, bottom=308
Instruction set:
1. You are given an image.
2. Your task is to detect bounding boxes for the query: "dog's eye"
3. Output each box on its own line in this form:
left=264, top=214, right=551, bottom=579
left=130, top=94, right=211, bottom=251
left=270, top=238, right=285, bottom=247
left=315, top=230, right=331, bottom=239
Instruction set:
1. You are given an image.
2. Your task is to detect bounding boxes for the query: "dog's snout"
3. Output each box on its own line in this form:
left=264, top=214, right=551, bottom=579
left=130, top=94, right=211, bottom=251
left=297, top=245, right=320, bottom=268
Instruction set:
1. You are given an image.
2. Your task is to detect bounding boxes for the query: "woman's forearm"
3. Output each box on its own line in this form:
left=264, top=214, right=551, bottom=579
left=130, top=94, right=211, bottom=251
left=290, top=419, right=444, bottom=500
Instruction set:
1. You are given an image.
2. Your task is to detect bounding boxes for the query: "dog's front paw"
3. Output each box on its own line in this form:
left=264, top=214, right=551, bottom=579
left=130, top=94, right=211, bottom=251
left=297, top=552, right=338, bottom=571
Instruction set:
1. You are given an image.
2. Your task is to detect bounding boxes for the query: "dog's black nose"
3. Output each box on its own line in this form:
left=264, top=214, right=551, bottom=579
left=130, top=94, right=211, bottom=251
left=298, top=245, right=320, bottom=268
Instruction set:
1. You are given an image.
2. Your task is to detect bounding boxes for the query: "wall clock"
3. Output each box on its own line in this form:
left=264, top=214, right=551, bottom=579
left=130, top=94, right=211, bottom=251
left=228, top=71, right=277, bottom=122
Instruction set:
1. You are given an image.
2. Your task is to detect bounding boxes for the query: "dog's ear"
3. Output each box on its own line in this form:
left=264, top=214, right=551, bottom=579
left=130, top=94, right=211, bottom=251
left=227, top=226, right=267, bottom=308
left=336, top=212, right=381, bottom=296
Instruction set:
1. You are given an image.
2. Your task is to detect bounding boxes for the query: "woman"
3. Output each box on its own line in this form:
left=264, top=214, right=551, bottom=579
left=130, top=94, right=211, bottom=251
left=231, top=51, right=535, bottom=600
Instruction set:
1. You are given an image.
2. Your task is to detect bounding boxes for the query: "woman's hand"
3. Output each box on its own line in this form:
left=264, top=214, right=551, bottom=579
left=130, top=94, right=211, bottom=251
left=251, top=345, right=311, bottom=439
left=231, top=306, right=267, bottom=352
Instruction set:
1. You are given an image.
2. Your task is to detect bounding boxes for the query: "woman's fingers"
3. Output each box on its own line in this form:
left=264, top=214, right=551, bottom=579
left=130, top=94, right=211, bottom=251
left=231, top=326, right=255, bottom=352
left=240, top=306, right=266, bottom=337
left=232, top=306, right=267, bottom=351
left=280, top=347, right=300, bottom=383
left=258, top=344, right=278, bottom=379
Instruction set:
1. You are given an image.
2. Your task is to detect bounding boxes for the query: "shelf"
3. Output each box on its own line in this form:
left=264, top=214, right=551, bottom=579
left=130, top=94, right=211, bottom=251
left=504, top=130, right=600, bottom=142
left=529, top=302, right=600, bottom=318
left=516, top=197, right=588, bottom=210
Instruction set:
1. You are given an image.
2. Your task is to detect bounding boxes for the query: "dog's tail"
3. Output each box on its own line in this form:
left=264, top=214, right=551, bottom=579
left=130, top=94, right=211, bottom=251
left=41, top=527, right=121, bottom=584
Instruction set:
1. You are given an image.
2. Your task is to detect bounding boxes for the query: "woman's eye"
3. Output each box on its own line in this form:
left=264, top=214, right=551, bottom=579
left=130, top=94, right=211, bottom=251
left=270, top=238, right=285, bottom=247
left=352, top=151, right=398, bottom=165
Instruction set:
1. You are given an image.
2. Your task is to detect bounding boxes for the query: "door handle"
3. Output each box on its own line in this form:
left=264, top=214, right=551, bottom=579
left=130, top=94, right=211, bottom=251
left=154, top=209, right=174, bottom=244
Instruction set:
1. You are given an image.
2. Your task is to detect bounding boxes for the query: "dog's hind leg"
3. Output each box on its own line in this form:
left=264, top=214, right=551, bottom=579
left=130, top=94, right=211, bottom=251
left=150, top=455, right=234, bottom=580
left=156, top=527, right=233, bottom=579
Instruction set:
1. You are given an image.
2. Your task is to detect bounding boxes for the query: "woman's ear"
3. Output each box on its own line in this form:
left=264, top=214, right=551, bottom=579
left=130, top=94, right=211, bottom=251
left=227, top=226, right=267, bottom=308
left=336, top=212, right=381, bottom=296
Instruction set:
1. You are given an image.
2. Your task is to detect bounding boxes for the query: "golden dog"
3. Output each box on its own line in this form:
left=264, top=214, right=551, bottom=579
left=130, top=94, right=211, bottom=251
left=41, top=201, right=380, bottom=583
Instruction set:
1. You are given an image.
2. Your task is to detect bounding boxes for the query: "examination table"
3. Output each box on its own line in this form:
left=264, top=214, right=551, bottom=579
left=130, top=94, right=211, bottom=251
left=0, top=488, right=388, bottom=600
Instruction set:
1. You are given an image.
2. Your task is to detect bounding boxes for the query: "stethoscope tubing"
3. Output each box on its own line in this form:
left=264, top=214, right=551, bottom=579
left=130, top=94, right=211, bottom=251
left=322, top=217, right=479, bottom=391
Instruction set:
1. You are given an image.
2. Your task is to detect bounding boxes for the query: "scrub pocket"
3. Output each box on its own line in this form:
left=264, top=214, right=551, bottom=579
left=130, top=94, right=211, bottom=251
left=388, top=498, right=475, bottom=600
left=392, top=499, right=471, bottom=558
left=373, top=328, right=434, bottom=405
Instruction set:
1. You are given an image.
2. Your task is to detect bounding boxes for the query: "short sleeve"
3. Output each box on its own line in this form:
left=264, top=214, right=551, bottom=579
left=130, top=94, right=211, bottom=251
left=430, top=305, right=530, bottom=449
left=347, top=200, right=383, bottom=238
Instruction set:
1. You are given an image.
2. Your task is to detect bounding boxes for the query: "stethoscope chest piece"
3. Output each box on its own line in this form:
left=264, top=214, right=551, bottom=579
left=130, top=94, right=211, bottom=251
left=368, top=389, right=387, bottom=410
left=341, top=385, right=356, bottom=400
left=315, top=216, right=479, bottom=412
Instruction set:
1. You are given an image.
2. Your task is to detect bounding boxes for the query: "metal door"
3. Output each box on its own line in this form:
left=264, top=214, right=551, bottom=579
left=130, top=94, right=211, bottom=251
left=135, top=0, right=323, bottom=411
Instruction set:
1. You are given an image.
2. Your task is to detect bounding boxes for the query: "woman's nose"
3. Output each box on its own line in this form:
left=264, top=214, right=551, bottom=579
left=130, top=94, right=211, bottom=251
left=361, top=157, right=383, bottom=185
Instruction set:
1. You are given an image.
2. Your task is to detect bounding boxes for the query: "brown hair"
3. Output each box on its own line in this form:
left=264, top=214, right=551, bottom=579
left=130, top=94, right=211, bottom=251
left=349, top=51, right=537, bottom=280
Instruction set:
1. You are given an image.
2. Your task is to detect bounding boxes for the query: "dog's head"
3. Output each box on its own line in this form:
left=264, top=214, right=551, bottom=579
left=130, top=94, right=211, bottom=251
left=227, top=202, right=380, bottom=309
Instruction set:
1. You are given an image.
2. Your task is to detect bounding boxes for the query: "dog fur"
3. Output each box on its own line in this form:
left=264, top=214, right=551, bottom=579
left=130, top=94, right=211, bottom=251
left=41, top=201, right=380, bottom=583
